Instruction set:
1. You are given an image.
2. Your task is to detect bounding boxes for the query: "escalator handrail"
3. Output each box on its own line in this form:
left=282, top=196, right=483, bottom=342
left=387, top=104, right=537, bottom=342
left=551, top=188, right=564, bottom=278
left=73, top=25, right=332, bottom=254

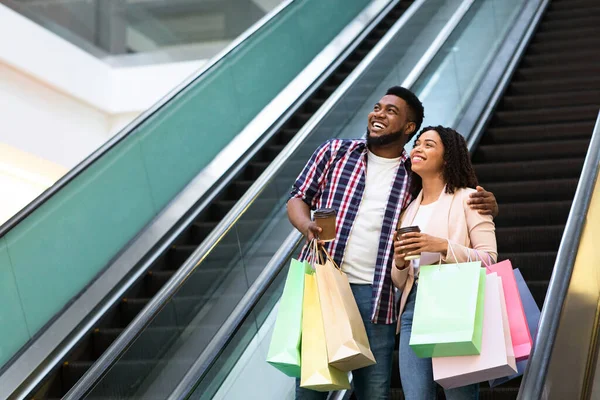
left=61, top=1, right=418, bottom=398
left=0, top=0, right=294, bottom=240
left=518, top=110, right=600, bottom=399
left=169, top=0, right=480, bottom=397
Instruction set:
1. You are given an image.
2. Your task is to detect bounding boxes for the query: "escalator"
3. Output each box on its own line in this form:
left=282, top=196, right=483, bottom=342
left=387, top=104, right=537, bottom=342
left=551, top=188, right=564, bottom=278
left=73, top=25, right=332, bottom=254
left=391, top=0, right=600, bottom=398
left=22, top=0, right=598, bottom=398
left=200, top=1, right=600, bottom=399
left=24, top=2, right=417, bottom=399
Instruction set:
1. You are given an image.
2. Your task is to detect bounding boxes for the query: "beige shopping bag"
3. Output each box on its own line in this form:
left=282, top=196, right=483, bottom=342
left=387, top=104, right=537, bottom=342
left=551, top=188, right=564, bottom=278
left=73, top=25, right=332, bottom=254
left=315, top=248, right=376, bottom=371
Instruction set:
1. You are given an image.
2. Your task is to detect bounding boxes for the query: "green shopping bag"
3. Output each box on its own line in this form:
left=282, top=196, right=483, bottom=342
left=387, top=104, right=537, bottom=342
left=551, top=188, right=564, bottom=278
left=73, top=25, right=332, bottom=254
left=266, top=258, right=311, bottom=377
left=410, top=261, right=486, bottom=358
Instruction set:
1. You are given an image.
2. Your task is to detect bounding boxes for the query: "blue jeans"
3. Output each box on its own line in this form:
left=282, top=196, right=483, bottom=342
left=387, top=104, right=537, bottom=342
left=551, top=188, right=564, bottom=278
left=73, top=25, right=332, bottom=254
left=296, top=284, right=396, bottom=400
left=399, top=285, right=479, bottom=400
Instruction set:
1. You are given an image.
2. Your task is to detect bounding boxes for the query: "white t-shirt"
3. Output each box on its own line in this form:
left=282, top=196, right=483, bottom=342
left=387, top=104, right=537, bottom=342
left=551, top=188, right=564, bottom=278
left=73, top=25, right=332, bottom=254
left=410, top=201, right=438, bottom=277
left=341, top=151, right=400, bottom=284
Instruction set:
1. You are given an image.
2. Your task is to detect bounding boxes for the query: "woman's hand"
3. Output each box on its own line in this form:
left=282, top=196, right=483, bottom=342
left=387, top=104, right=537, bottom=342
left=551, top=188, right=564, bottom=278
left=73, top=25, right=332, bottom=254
left=398, top=232, right=448, bottom=258
left=393, top=232, right=411, bottom=270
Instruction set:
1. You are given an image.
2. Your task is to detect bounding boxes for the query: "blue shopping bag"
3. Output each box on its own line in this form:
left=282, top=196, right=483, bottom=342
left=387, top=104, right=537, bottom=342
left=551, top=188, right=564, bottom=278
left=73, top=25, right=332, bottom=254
left=489, top=268, right=541, bottom=387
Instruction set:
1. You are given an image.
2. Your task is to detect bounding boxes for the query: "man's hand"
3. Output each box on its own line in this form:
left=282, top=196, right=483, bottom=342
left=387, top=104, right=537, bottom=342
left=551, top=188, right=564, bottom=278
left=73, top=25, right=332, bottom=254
left=468, top=186, right=499, bottom=217
left=303, top=221, right=324, bottom=245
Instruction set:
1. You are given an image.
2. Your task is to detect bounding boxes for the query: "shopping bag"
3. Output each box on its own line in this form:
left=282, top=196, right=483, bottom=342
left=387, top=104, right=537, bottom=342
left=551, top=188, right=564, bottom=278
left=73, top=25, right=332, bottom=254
left=266, top=258, right=310, bottom=377
left=433, top=273, right=517, bottom=389
left=300, top=268, right=351, bottom=391
left=489, top=268, right=541, bottom=387
left=410, top=261, right=486, bottom=358
left=315, top=249, right=376, bottom=371
left=484, top=259, right=533, bottom=360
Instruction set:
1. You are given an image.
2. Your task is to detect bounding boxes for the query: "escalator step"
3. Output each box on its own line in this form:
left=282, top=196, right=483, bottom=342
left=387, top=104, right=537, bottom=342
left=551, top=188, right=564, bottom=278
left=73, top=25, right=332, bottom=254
left=549, top=0, right=599, bottom=11
left=522, top=49, right=600, bottom=68
left=228, top=180, right=254, bottom=198
left=169, top=243, right=238, bottom=265
left=275, top=128, right=297, bottom=145
left=91, top=328, right=122, bottom=359
left=475, top=157, right=584, bottom=182
left=538, top=15, right=600, bottom=33
left=119, top=298, right=150, bottom=323
left=514, top=64, right=600, bottom=81
left=500, top=90, right=600, bottom=110
left=545, top=5, right=600, bottom=20
left=61, top=361, right=93, bottom=393
left=473, top=139, right=590, bottom=163
left=528, top=38, right=600, bottom=55
left=509, top=76, right=600, bottom=95
left=532, top=26, right=600, bottom=44
left=483, top=121, right=594, bottom=144
left=493, top=105, right=599, bottom=126
left=493, top=201, right=571, bottom=227
left=499, top=252, right=557, bottom=281
left=496, top=225, right=564, bottom=253
left=192, top=219, right=271, bottom=244
left=480, top=179, right=578, bottom=203
left=144, top=270, right=174, bottom=296
left=263, top=144, right=287, bottom=160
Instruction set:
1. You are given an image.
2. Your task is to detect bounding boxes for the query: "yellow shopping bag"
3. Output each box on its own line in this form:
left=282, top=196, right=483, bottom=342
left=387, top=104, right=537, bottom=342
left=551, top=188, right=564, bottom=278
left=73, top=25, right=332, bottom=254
left=300, top=268, right=350, bottom=391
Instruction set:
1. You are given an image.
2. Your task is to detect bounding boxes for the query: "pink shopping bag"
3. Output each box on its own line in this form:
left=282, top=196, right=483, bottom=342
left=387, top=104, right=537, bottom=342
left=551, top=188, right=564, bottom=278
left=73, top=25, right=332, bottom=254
left=433, top=273, right=517, bottom=389
left=485, top=259, right=533, bottom=360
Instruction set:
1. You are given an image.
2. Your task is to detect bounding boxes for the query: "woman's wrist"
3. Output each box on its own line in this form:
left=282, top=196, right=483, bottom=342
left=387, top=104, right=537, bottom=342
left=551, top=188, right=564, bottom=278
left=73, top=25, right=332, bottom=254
left=437, top=238, right=448, bottom=257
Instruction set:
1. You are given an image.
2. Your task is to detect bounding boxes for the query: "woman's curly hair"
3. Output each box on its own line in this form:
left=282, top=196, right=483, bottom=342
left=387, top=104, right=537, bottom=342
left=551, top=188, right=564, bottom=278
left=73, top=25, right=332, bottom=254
left=409, top=125, right=478, bottom=198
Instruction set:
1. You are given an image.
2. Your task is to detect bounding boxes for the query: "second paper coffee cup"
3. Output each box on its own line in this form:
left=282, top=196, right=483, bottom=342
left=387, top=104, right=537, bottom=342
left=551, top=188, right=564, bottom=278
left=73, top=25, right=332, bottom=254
left=397, top=225, right=421, bottom=260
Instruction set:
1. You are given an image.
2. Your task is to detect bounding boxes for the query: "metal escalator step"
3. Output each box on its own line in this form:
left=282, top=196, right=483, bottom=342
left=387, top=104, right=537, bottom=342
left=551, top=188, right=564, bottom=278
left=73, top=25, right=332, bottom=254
left=545, top=5, right=600, bottom=21
left=538, top=15, right=600, bottom=33
left=549, top=0, right=599, bottom=12
left=522, top=49, right=600, bottom=68
left=475, top=158, right=584, bottom=182
left=498, top=252, right=557, bottom=282
left=493, top=201, right=571, bottom=228
left=91, top=328, right=122, bottom=359
left=514, top=63, right=600, bottom=81
left=484, top=121, right=594, bottom=144
left=192, top=219, right=272, bottom=244
left=532, top=26, right=600, bottom=44
left=473, top=139, right=590, bottom=163
left=279, top=128, right=299, bottom=144
left=493, top=105, right=599, bottom=126
left=496, top=225, right=564, bottom=253
left=480, top=179, right=578, bottom=203
left=509, top=76, right=600, bottom=95
left=500, top=90, right=600, bottom=110
left=169, top=243, right=239, bottom=265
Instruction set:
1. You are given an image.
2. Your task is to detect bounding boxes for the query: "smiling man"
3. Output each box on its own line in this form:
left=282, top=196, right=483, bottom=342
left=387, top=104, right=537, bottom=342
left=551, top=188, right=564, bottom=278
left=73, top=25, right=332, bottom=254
left=287, top=86, right=498, bottom=400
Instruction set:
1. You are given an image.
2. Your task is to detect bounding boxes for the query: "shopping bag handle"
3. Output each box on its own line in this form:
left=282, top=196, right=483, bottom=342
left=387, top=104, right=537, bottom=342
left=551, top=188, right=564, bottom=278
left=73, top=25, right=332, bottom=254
left=472, top=248, right=493, bottom=269
left=318, top=245, right=344, bottom=274
left=438, top=239, right=460, bottom=265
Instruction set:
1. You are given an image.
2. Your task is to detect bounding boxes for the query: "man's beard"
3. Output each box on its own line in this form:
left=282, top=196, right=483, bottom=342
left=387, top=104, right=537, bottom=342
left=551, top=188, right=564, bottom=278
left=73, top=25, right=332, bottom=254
left=366, top=126, right=406, bottom=147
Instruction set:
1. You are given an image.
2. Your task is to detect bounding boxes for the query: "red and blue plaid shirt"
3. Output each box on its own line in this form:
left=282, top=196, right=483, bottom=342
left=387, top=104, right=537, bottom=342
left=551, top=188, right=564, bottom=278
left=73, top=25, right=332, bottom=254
left=290, top=139, right=413, bottom=324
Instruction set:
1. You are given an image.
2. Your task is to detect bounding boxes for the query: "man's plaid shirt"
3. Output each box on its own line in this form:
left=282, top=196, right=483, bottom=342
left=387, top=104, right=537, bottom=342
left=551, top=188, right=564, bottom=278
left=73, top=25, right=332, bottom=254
left=290, top=139, right=413, bottom=324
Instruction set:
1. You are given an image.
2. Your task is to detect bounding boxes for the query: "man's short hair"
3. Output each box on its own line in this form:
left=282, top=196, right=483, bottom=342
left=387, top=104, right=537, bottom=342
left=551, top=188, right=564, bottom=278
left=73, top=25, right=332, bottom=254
left=385, top=86, right=424, bottom=138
